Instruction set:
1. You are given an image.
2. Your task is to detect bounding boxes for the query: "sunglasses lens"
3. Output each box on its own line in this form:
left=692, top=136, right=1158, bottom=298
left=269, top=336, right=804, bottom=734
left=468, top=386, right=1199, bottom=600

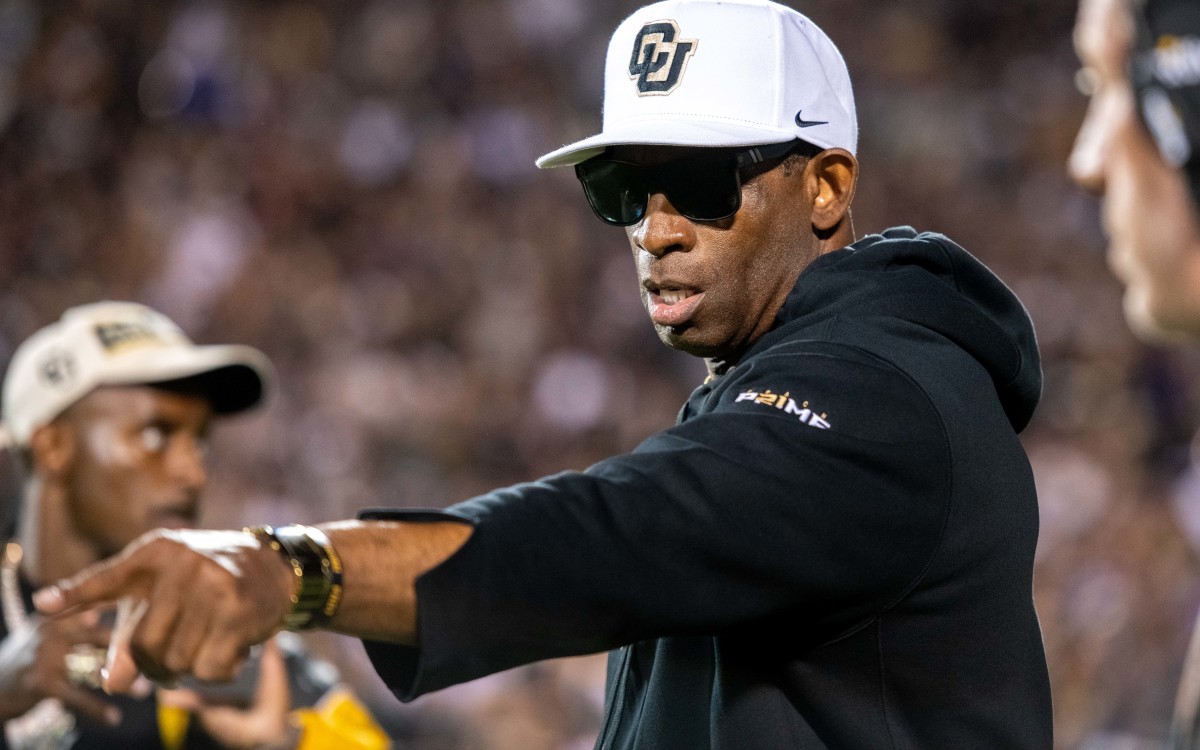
left=576, top=161, right=648, bottom=226
left=575, top=152, right=745, bottom=225
left=662, top=155, right=741, bottom=221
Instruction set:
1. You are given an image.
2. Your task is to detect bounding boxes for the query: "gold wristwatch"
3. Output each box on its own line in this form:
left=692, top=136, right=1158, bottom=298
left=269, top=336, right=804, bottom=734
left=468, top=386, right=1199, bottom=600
left=245, top=525, right=343, bottom=631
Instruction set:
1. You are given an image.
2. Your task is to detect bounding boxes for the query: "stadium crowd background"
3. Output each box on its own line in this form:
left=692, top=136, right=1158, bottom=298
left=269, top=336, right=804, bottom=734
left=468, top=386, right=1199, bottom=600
left=0, top=0, right=1193, bottom=747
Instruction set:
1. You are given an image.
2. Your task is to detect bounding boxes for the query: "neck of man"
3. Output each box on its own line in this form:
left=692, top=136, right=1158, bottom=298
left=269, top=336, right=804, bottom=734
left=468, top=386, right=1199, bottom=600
left=18, top=477, right=100, bottom=588
left=701, top=221, right=859, bottom=380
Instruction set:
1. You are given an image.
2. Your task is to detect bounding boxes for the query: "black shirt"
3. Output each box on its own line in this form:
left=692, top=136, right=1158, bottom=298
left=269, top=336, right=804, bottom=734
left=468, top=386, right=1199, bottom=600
left=362, top=228, right=1053, bottom=749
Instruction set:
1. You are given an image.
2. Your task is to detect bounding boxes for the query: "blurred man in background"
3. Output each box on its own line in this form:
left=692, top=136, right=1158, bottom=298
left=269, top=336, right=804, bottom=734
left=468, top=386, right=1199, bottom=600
left=1070, top=0, right=1200, bottom=745
left=1070, top=0, right=1200, bottom=339
left=0, top=301, right=386, bottom=750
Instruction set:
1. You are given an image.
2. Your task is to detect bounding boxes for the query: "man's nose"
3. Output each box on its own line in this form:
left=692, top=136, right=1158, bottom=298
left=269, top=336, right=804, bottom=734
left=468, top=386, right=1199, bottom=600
left=630, top=192, right=696, bottom=258
left=1069, top=87, right=1127, bottom=195
left=169, top=436, right=208, bottom=491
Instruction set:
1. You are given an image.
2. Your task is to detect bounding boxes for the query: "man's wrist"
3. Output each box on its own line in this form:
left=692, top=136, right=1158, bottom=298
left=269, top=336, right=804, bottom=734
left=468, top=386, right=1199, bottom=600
left=244, top=525, right=343, bottom=631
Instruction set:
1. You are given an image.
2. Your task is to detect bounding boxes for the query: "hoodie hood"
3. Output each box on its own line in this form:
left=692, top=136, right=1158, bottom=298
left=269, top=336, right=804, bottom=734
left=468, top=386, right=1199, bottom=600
left=750, top=226, right=1041, bottom=432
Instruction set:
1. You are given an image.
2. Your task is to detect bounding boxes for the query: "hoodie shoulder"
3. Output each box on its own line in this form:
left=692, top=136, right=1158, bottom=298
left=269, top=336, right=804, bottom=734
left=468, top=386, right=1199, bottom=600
left=772, top=227, right=1042, bottom=432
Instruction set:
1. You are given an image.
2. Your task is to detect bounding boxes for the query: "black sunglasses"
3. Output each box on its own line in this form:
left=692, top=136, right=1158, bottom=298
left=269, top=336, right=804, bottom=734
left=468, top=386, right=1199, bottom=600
left=574, top=140, right=813, bottom=227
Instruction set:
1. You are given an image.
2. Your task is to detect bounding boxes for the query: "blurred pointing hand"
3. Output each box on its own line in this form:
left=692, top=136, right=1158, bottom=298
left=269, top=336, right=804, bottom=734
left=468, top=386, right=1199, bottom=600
left=33, top=529, right=295, bottom=694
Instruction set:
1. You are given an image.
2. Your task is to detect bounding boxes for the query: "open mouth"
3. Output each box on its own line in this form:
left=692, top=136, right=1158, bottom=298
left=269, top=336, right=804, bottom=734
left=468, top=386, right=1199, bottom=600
left=646, top=284, right=705, bottom=327
left=659, top=289, right=695, bottom=305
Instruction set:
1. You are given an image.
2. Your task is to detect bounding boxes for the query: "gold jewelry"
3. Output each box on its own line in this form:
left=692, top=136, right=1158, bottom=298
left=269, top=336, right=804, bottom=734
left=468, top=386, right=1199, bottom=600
left=1, top=541, right=80, bottom=748
left=244, top=525, right=343, bottom=631
left=63, top=644, right=106, bottom=689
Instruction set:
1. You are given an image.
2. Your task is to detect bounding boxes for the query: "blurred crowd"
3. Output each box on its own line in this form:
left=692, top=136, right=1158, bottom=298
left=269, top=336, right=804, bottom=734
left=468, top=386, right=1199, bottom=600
left=0, top=0, right=1194, bottom=747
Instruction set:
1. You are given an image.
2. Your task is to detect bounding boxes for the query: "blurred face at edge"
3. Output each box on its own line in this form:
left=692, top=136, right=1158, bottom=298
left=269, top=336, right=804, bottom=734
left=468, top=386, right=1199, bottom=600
left=1070, top=0, right=1200, bottom=339
left=45, top=385, right=213, bottom=560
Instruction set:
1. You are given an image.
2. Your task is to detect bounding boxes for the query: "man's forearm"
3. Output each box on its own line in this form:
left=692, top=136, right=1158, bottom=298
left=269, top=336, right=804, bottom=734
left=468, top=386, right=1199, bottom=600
left=30, top=520, right=473, bottom=692
left=317, top=520, right=473, bottom=644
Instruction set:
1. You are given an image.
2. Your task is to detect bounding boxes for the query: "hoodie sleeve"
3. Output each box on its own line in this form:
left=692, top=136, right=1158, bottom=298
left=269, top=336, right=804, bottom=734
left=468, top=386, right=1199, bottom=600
left=361, top=342, right=952, bottom=700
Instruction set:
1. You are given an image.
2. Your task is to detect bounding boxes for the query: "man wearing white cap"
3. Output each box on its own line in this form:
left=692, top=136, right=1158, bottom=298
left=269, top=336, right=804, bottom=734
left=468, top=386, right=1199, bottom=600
left=0, top=302, right=389, bottom=750
left=39, top=2, right=1053, bottom=748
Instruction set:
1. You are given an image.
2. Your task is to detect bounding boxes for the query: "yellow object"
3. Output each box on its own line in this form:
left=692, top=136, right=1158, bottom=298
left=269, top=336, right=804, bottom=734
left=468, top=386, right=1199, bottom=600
left=157, top=703, right=191, bottom=750
left=293, top=687, right=392, bottom=750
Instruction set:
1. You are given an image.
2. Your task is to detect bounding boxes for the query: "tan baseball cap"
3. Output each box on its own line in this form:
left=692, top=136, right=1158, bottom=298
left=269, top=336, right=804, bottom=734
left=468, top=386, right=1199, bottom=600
left=0, top=301, right=274, bottom=449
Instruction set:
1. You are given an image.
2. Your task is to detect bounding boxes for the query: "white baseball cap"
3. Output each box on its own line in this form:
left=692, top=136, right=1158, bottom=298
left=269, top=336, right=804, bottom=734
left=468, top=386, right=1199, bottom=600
left=536, top=0, right=857, bottom=169
left=0, top=301, right=274, bottom=449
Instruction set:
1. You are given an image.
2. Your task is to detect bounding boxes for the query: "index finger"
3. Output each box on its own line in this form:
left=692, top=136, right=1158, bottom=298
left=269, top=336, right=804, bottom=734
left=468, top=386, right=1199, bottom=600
left=33, top=545, right=149, bottom=617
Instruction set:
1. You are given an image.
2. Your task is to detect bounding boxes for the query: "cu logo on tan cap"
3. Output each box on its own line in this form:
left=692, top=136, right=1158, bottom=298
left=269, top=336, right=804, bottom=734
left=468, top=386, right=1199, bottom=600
left=39, top=350, right=76, bottom=388
left=629, top=20, right=698, bottom=95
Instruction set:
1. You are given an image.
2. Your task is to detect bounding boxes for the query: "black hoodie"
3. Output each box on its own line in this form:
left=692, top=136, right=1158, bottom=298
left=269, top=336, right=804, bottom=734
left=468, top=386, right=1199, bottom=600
left=361, top=227, right=1053, bottom=749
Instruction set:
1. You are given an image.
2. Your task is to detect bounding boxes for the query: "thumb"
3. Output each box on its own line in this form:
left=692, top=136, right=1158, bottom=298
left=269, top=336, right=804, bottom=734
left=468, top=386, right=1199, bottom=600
left=103, top=597, right=150, bottom=695
left=252, top=638, right=291, bottom=717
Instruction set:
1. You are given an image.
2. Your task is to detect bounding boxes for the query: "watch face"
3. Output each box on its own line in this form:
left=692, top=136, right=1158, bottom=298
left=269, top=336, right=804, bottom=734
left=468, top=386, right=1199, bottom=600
left=257, top=524, right=340, bottom=631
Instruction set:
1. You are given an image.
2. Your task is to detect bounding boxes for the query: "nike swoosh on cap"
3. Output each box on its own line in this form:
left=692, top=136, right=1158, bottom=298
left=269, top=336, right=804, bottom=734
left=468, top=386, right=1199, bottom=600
left=795, top=111, right=828, bottom=127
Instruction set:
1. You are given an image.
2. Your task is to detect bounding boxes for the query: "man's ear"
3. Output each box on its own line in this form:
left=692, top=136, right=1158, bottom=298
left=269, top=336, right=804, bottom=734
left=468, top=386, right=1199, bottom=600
left=28, top=422, right=75, bottom=478
left=807, top=148, right=858, bottom=233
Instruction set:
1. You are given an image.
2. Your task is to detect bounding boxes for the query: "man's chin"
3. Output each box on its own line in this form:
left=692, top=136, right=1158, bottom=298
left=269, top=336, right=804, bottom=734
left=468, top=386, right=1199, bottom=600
left=154, top=514, right=198, bottom=532
left=655, top=323, right=713, bottom=357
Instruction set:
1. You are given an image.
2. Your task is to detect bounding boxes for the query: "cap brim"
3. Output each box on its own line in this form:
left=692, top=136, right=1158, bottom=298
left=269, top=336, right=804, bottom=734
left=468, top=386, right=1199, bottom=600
left=98, top=344, right=274, bottom=414
left=535, top=118, right=803, bottom=169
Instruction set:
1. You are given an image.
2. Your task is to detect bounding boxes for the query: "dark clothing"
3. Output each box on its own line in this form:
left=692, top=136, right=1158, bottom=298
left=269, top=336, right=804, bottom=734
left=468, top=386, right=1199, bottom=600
left=0, top=567, right=333, bottom=750
left=0, top=688, right=224, bottom=750
left=362, top=227, right=1053, bottom=749
left=0, top=567, right=223, bottom=750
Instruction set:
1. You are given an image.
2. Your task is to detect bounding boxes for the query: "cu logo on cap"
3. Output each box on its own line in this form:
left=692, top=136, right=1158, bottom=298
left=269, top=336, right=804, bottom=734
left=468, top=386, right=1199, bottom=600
left=40, top=350, right=76, bottom=388
left=629, top=20, right=698, bottom=95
